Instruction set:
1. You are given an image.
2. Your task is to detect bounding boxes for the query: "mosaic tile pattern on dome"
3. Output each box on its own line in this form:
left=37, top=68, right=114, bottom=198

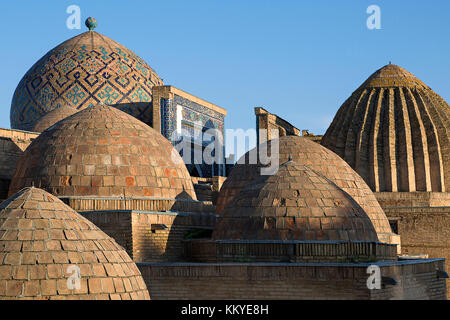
left=11, top=31, right=163, bottom=131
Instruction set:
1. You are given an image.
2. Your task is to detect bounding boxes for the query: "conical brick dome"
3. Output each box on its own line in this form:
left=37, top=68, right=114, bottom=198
left=8, top=104, right=196, bottom=200
left=0, top=187, right=149, bottom=300
left=213, top=161, right=379, bottom=242
left=216, top=136, right=394, bottom=242
left=10, top=18, right=163, bottom=131
left=321, top=64, right=450, bottom=192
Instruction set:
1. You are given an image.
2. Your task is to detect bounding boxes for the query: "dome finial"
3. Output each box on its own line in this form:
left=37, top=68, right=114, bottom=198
left=85, top=17, right=98, bottom=31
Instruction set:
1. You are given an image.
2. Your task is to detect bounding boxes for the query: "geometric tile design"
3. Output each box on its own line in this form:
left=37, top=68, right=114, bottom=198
left=11, top=30, right=163, bottom=132
left=0, top=187, right=150, bottom=300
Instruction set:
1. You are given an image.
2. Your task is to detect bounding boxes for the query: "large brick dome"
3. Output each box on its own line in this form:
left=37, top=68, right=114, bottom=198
left=321, top=64, right=450, bottom=192
left=0, top=187, right=149, bottom=300
left=8, top=104, right=196, bottom=200
left=10, top=18, right=163, bottom=132
left=213, top=161, right=379, bottom=241
left=216, top=136, right=393, bottom=242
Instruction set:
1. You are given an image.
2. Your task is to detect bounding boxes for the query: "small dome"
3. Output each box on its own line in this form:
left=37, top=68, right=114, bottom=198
left=213, top=161, right=378, bottom=241
left=11, top=21, right=163, bottom=131
left=8, top=104, right=196, bottom=200
left=31, top=105, right=78, bottom=132
left=217, top=136, right=393, bottom=239
left=321, top=64, right=450, bottom=192
left=0, top=187, right=149, bottom=300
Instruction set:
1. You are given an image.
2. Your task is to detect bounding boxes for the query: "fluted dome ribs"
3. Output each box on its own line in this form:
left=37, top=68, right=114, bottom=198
left=322, top=65, right=450, bottom=192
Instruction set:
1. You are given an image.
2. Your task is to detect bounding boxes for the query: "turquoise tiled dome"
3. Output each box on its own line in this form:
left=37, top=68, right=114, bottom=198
left=10, top=20, right=163, bottom=131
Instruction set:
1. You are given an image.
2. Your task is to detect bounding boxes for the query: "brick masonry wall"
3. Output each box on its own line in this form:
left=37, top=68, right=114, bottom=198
left=80, top=210, right=216, bottom=263
left=138, top=259, right=446, bottom=300
left=381, top=205, right=450, bottom=298
left=0, top=128, right=38, bottom=201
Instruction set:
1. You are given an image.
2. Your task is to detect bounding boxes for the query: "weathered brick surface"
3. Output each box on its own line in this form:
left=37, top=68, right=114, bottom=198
left=80, top=210, right=216, bottom=263
left=214, top=161, right=379, bottom=242
left=0, top=187, right=149, bottom=300
left=0, top=128, right=38, bottom=201
left=31, top=106, right=77, bottom=133
left=216, top=136, right=395, bottom=244
left=381, top=202, right=450, bottom=298
left=138, top=259, right=447, bottom=300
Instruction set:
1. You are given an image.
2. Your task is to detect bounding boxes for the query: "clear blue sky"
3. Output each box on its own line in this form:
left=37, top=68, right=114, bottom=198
left=0, top=1, right=449, bottom=158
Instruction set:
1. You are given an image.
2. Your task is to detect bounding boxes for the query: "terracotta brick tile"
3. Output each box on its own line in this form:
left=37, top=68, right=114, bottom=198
left=52, top=251, right=69, bottom=263
left=92, top=264, right=106, bottom=277
left=40, top=279, right=57, bottom=296
left=46, top=240, right=62, bottom=251
left=113, top=278, right=125, bottom=293
left=12, top=265, right=28, bottom=280
left=33, top=230, right=48, bottom=241
left=88, top=278, right=102, bottom=294
left=101, top=278, right=115, bottom=293
left=34, top=219, right=50, bottom=229
left=6, top=280, right=23, bottom=296
left=67, top=252, right=83, bottom=264
left=0, top=280, right=6, bottom=296
left=37, top=253, right=53, bottom=266
left=4, top=253, right=21, bottom=265
left=24, top=280, right=40, bottom=296
left=56, top=279, right=71, bottom=295
left=0, top=265, right=13, bottom=280
left=49, top=264, right=65, bottom=279
left=29, top=265, right=46, bottom=280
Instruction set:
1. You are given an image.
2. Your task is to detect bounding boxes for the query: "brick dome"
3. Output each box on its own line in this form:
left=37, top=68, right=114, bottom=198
left=31, top=105, right=78, bottom=132
left=213, top=161, right=378, bottom=241
left=321, top=64, right=450, bottom=192
left=0, top=187, right=149, bottom=300
left=216, top=136, right=393, bottom=241
left=8, top=104, right=196, bottom=200
left=10, top=19, right=163, bottom=131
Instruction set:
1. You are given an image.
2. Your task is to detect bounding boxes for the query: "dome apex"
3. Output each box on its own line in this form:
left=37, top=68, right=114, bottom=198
left=358, top=64, right=428, bottom=89
left=85, top=17, right=98, bottom=31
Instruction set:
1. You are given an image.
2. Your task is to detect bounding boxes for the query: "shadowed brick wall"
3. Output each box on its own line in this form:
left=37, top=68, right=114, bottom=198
left=0, top=128, right=38, bottom=201
left=381, top=204, right=450, bottom=298
left=138, top=259, right=446, bottom=300
left=80, top=210, right=216, bottom=263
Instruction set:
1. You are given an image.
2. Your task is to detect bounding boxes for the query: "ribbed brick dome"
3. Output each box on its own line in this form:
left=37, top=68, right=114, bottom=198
left=0, top=187, right=149, bottom=300
left=8, top=104, right=196, bottom=200
left=31, top=105, right=78, bottom=132
left=216, top=136, right=393, bottom=241
left=213, top=161, right=378, bottom=242
left=321, top=64, right=450, bottom=192
left=10, top=18, right=163, bottom=131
